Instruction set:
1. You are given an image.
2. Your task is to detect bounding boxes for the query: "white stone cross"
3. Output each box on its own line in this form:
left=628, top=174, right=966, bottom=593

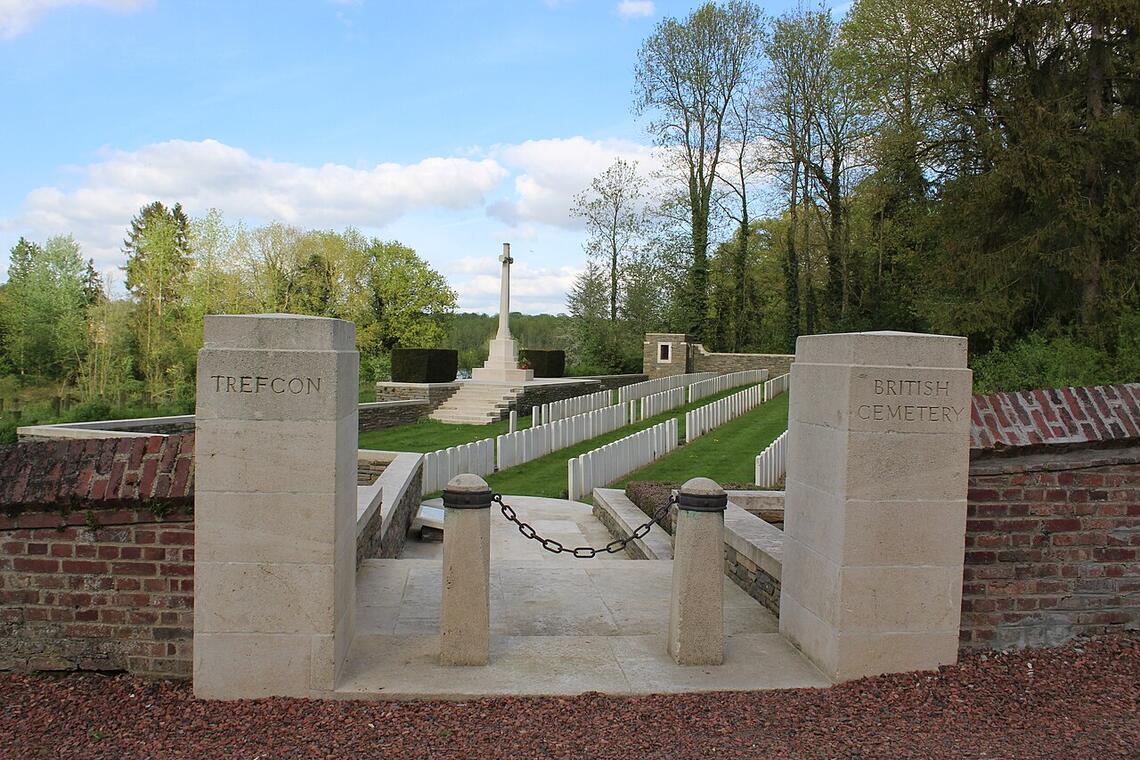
left=496, top=242, right=513, bottom=340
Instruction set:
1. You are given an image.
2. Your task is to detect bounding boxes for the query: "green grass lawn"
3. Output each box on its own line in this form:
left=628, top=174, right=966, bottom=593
left=358, top=413, right=530, bottom=453
left=484, top=384, right=773, bottom=499
left=613, top=391, right=788, bottom=489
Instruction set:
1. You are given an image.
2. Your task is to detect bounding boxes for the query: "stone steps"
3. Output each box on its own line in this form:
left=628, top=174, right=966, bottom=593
left=430, top=383, right=524, bottom=425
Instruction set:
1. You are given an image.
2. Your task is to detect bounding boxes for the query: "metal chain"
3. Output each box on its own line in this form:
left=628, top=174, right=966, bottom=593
left=492, top=492, right=675, bottom=558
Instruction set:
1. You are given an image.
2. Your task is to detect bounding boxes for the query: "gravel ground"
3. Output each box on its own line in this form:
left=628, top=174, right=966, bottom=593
left=1, top=635, right=1137, bottom=759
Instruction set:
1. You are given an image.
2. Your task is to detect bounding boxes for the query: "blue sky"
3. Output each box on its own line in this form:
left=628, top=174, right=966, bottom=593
left=0, top=0, right=837, bottom=313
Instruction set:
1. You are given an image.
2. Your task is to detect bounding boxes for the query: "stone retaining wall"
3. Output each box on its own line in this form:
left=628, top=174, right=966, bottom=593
left=374, top=382, right=460, bottom=413
left=513, top=375, right=647, bottom=416
left=357, top=400, right=427, bottom=432
left=724, top=543, right=780, bottom=616
left=693, top=348, right=794, bottom=379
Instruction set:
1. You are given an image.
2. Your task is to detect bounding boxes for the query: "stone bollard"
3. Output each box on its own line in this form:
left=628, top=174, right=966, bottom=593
left=441, top=474, right=492, bottom=665
left=668, top=477, right=727, bottom=665
left=509, top=410, right=518, bottom=434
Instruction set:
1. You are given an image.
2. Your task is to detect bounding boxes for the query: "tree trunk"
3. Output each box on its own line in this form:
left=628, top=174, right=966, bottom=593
left=732, top=209, right=750, bottom=352
left=1081, top=13, right=1107, bottom=330
left=825, top=161, right=844, bottom=326
left=784, top=160, right=801, bottom=351
left=690, top=197, right=711, bottom=342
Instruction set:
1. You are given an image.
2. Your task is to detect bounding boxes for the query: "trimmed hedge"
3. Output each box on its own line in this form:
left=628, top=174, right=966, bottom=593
left=520, top=349, right=565, bottom=378
left=391, top=348, right=458, bottom=383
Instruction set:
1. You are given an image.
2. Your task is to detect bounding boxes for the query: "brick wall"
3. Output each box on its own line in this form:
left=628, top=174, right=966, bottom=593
left=0, top=509, right=194, bottom=677
left=1, top=435, right=194, bottom=512
left=1, top=435, right=196, bottom=677
left=961, top=447, right=1140, bottom=650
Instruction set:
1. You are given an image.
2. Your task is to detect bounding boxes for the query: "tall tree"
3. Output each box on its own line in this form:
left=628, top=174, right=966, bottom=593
left=714, top=84, right=765, bottom=350
left=635, top=0, right=764, bottom=342
left=356, top=240, right=456, bottom=379
left=571, top=158, right=647, bottom=325
left=2, top=236, right=91, bottom=380
left=564, top=262, right=613, bottom=371
left=123, top=202, right=194, bottom=400
left=763, top=10, right=817, bottom=348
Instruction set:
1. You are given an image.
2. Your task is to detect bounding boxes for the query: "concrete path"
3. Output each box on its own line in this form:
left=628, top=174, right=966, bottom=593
left=341, top=495, right=829, bottom=699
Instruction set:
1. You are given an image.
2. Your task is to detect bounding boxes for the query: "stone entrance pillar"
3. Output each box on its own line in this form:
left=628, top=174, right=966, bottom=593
left=193, top=314, right=358, bottom=698
left=779, top=331, right=972, bottom=682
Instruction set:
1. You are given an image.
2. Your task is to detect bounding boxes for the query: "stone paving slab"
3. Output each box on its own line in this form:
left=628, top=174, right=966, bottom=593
left=343, top=559, right=828, bottom=699
left=398, top=495, right=631, bottom=563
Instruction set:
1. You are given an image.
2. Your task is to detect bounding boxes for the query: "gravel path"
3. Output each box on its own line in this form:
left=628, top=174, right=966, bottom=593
left=2, top=635, right=1136, bottom=759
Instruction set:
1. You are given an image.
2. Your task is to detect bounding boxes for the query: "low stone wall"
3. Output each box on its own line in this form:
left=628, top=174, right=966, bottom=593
left=512, top=375, right=646, bottom=416
left=355, top=452, right=424, bottom=563
left=0, top=508, right=195, bottom=677
left=374, top=381, right=460, bottom=413
left=724, top=544, right=779, bottom=616
left=591, top=488, right=673, bottom=560
left=18, top=400, right=434, bottom=442
left=357, top=459, right=387, bottom=485
left=357, top=400, right=427, bottom=433
left=17, top=416, right=196, bottom=441
left=723, top=503, right=783, bottom=616
left=961, top=446, right=1140, bottom=650
left=693, top=347, right=794, bottom=379
left=578, top=374, right=648, bottom=392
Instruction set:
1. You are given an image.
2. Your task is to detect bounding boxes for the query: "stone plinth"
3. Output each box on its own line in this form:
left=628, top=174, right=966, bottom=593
left=193, top=314, right=358, bottom=698
left=668, top=478, right=727, bottom=665
left=779, top=331, right=971, bottom=682
left=471, top=338, right=534, bottom=383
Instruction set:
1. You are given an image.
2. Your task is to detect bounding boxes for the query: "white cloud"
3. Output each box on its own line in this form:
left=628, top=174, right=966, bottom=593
left=9, top=138, right=508, bottom=271
left=2, top=134, right=670, bottom=312
left=452, top=256, right=580, bottom=314
left=616, top=0, right=654, bottom=19
left=487, top=136, right=663, bottom=229
left=0, top=0, right=146, bottom=38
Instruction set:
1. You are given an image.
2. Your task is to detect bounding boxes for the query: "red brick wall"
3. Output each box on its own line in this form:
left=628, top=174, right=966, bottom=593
left=962, top=450, right=1140, bottom=650
left=1, top=434, right=196, bottom=677
left=1, top=434, right=194, bottom=510
left=0, top=508, right=193, bottom=676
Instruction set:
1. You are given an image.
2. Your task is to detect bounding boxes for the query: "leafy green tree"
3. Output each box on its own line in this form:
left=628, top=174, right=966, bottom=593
left=356, top=240, right=456, bottom=380
left=2, top=236, right=92, bottom=380
left=123, top=203, right=195, bottom=401
left=635, top=0, right=764, bottom=342
left=571, top=158, right=648, bottom=325
left=564, top=262, right=613, bottom=371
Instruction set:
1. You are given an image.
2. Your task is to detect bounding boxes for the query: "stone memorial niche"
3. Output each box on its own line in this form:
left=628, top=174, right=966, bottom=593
left=193, top=314, right=358, bottom=699
left=779, top=331, right=972, bottom=682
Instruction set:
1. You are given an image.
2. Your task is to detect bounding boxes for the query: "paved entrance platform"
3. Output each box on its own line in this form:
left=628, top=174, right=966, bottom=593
left=338, top=496, right=829, bottom=699
left=400, top=494, right=627, bottom=562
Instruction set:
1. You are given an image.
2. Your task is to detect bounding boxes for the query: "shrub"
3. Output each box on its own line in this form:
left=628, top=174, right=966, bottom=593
left=391, top=348, right=458, bottom=383
left=971, top=333, right=1114, bottom=394
left=520, top=349, right=565, bottom=378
